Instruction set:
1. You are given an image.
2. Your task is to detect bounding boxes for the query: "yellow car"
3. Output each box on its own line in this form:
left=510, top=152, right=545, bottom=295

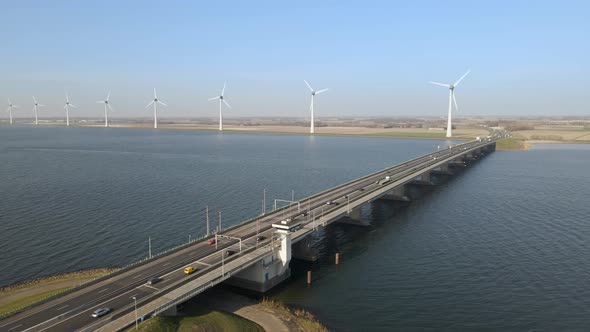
left=183, top=266, right=195, bottom=274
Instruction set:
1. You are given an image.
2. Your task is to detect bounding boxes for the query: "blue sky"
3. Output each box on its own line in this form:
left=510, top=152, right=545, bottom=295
left=1, top=0, right=588, bottom=119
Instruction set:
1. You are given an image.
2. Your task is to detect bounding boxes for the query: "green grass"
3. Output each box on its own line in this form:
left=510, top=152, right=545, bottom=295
left=0, top=287, right=72, bottom=316
left=363, top=132, right=449, bottom=139
left=132, top=304, right=264, bottom=332
left=496, top=138, right=527, bottom=150
left=261, top=298, right=328, bottom=332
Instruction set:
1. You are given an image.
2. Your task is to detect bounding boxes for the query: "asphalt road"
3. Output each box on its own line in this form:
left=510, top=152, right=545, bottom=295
left=0, top=137, right=499, bottom=332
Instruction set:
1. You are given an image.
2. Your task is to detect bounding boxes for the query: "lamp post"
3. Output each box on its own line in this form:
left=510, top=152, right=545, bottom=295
left=345, top=195, right=350, bottom=214
left=132, top=296, right=138, bottom=330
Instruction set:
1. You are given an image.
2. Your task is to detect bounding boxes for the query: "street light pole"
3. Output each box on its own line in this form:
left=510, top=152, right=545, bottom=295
left=218, top=210, right=222, bottom=233
left=132, top=296, right=138, bottom=330
left=345, top=195, right=350, bottom=214
left=148, top=237, right=152, bottom=259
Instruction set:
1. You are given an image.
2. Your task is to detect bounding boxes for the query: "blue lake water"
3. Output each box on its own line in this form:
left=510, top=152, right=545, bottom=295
left=1, top=126, right=589, bottom=331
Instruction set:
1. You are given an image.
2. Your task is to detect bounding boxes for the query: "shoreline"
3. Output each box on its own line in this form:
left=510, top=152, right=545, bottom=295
left=1, top=269, right=327, bottom=332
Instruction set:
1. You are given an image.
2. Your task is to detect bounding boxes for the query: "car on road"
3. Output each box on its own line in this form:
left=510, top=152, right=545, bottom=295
left=225, top=250, right=236, bottom=257
left=208, top=238, right=216, bottom=245
left=326, top=200, right=339, bottom=205
left=256, top=235, right=266, bottom=242
left=184, top=266, right=195, bottom=274
left=146, top=277, right=161, bottom=285
left=91, top=308, right=111, bottom=318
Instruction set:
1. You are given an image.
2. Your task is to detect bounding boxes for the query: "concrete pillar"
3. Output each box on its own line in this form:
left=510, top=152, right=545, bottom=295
left=160, top=305, right=178, bottom=317
left=410, top=171, right=433, bottom=185
left=431, top=162, right=453, bottom=175
left=378, top=185, right=410, bottom=202
left=337, top=206, right=370, bottom=226
left=277, top=229, right=291, bottom=268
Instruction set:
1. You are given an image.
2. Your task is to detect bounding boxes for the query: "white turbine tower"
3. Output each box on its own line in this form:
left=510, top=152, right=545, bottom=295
left=304, top=80, right=328, bottom=134
left=6, top=98, right=18, bottom=125
left=208, top=83, right=231, bottom=131
left=430, top=70, right=470, bottom=138
left=146, top=89, right=167, bottom=129
left=33, top=96, right=44, bottom=125
left=97, top=92, right=113, bottom=127
left=64, top=93, right=76, bottom=126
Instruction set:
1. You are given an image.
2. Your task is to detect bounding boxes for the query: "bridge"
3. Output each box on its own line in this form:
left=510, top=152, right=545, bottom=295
left=0, top=135, right=500, bottom=332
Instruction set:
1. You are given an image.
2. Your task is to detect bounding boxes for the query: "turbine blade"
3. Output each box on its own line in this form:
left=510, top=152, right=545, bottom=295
left=208, top=96, right=220, bottom=101
left=304, top=80, right=313, bottom=92
left=96, top=101, right=103, bottom=104
left=7, top=98, right=11, bottom=104
left=221, top=82, right=226, bottom=96
left=429, top=82, right=451, bottom=87
left=108, top=104, right=113, bottom=111
left=315, top=88, right=329, bottom=94
left=69, top=104, right=77, bottom=109
left=223, top=99, right=231, bottom=109
left=454, top=70, right=470, bottom=86
left=39, top=104, right=45, bottom=107
left=452, top=91, right=459, bottom=111
left=158, top=100, right=168, bottom=107
left=33, top=96, right=37, bottom=103
left=146, top=101, right=154, bottom=108
left=153, top=88, right=157, bottom=99
left=106, top=91, right=111, bottom=101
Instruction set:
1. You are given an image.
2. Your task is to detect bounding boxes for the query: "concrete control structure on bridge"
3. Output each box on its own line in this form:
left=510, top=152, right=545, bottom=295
left=0, top=136, right=501, bottom=332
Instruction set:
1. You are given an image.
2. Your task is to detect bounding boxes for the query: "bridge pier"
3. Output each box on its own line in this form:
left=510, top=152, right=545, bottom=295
left=409, top=171, right=434, bottom=186
left=160, top=305, right=178, bottom=317
left=292, top=236, right=319, bottom=261
left=336, top=206, right=371, bottom=226
left=378, top=185, right=410, bottom=202
left=431, top=162, right=453, bottom=176
left=225, top=228, right=292, bottom=292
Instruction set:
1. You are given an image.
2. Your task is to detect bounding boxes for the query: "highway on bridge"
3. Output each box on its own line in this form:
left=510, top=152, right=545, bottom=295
left=0, top=136, right=499, bottom=332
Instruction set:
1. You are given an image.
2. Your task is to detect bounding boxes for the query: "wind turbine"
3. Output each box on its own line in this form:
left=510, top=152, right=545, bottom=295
left=97, top=92, right=113, bottom=127
left=430, top=70, right=470, bottom=138
left=6, top=98, right=18, bottom=125
left=146, top=88, right=167, bottom=129
left=304, top=80, right=328, bottom=134
left=33, top=96, right=44, bottom=125
left=208, top=82, right=231, bottom=131
left=64, top=93, right=76, bottom=126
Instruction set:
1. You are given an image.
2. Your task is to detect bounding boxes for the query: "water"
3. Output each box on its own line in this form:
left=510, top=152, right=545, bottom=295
left=1, top=127, right=589, bottom=331
left=0, top=126, right=450, bottom=287
left=270, top=143, right=590, bottom=331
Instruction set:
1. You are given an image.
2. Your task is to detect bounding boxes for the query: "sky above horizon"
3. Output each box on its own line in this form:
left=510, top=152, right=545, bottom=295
left=1, top=0, right=588, bottom=119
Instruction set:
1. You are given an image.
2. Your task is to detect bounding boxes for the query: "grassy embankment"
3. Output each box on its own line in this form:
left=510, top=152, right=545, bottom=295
left=0, top=268, right=116, bottom=317
left=130, top=302, right=264, bottom=332
left=496, top=138, right=527, bottom=150
left=130, top=297, right=328, bottom=332
left=260, top=298, right=328, bottom=332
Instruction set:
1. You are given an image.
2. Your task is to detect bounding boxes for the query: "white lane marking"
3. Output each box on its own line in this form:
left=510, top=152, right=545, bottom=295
left=36, top=284, right=150, bottom=331
left=97, top=288, right=109, bottom=293
left=142, top=284, right=160, bottom=291
left=8, top=324, right=22, bottom=331
left=56, top=304, right=69, bottom=311
left=163, top=262, right=171, bottom=266
left=196, top=261, right=212, bottom=267
left=132, top=273, right=143, bottom=279
left=129, top=294, right=138, bottom=299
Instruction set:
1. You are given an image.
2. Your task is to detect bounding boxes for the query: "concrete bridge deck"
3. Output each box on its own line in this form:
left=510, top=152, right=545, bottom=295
left=0, top=136, right=500, bottom=332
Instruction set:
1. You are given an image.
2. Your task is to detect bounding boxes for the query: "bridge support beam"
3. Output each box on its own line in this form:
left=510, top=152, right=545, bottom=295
left=431, top=162, right=453, bottom=176
left=160, top=305, right=178, bottom=317
left=409, top=171, right=434, bottom=186
left=378, top=185, right=410, bottom=202
left=336, top=206, right=371, bottom=226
